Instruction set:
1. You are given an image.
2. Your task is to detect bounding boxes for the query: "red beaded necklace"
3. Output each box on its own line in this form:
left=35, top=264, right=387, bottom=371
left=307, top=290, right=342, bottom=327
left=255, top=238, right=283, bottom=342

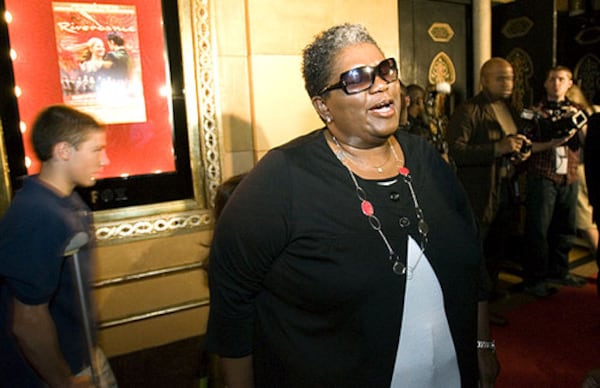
left=331, top=134, right=429, bottom=276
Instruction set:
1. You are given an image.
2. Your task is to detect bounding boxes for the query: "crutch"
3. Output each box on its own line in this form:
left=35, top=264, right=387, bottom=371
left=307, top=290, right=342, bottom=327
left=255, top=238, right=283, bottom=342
left=64, top=232, right=99, bottom=387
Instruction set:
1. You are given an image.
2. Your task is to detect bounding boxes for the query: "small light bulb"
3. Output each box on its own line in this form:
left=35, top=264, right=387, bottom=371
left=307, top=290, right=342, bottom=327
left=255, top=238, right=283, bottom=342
left=4, top=11, right=13, bottom=24
left=159, top=85, right=171, bottom=97
left=14, top=86, right=22, bottom=97
left=9, top=49, right=17, bottom=61
left=19, top=121, right=26, bottom=133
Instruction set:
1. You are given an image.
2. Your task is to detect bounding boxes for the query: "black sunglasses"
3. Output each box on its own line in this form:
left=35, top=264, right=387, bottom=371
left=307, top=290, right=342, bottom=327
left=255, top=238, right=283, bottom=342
left=319, top=58, right=399, bottom=96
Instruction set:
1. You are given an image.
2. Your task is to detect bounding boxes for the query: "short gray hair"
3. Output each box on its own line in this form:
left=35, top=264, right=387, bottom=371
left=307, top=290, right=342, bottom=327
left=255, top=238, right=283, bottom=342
left=302, top=23, right=381, bottom=98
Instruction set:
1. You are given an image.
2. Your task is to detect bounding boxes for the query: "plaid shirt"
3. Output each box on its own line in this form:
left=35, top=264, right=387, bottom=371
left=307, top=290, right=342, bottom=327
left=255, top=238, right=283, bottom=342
left=526, top=98, right=581, bottom=185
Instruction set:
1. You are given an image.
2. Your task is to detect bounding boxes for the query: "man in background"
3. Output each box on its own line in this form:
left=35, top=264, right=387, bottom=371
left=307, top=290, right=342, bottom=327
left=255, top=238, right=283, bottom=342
left=104, top=32, right=131, bottom=81
left=447, top=57, right=531, bottom=325
left=404, top=83, right=453, bottom=166
left=522, top=65, right=587, bottom=297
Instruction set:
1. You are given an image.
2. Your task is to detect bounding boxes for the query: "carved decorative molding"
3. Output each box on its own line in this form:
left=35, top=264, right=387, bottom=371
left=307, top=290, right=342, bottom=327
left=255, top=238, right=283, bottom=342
left=501, top=16, right=534, bottom=39
left=95, top=209, right=212, bottom=243
left=427, top=22, right=454, bottom=43
left=575, top=26, right=600, bottom=46
left=92, top=0, right=221, bottom=244
left=0, top=121, right=9, bottom=216
left=192, top=0, right=221, bottom=206
left=574, top=53, right=600, bottom=106
left=428, top=51, right=456, bottom=86
left=507, top=48, right=534, bottom=112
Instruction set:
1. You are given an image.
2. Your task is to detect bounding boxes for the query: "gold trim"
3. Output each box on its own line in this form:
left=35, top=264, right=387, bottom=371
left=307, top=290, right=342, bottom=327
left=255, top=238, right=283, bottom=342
left=506, top=48, right=534, bottom=112
left=94, top=206, right=212, bottom=244
left=428, top=51, right=456, bottom=86
left=94, top=261, right=204, bottom=288
left=574, top=53, right=600, bottom=105
left=427, top=22, right=454, bottom=43
left=0, top=120, right=11, bottom=216
left=191, top=0, right=222, bottom=205
left=93, top=259, right=208, bottom=329
left=98, top=299, right=210, bottom=329
left=575, top=26, right=600, bottom=46
left=92, top=0, right=221, bottom=244
left=501, top=16, right=534, bottom=39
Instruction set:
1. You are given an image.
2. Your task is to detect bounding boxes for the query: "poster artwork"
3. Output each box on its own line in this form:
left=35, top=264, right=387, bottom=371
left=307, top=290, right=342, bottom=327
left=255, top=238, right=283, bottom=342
left=52, top=2, right=147, bottom=124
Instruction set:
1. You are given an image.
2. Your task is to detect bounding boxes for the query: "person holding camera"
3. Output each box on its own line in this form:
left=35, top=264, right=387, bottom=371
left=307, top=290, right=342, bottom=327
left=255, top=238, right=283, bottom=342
left=447, top=57, right=532, bottom=326
left=522, top=65, right=587, bottom=297
left=404, top=84, right=453, bottom=168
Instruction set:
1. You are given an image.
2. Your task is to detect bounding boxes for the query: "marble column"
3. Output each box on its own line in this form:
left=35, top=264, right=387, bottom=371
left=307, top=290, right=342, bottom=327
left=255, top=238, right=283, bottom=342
left=473, top=0, right=492, bottom=92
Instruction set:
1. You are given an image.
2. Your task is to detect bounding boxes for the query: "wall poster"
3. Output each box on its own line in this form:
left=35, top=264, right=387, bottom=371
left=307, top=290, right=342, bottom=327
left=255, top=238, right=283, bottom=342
left=3, top=0, right=180, bottom=183
left=53, top=2, right=147, bottom=124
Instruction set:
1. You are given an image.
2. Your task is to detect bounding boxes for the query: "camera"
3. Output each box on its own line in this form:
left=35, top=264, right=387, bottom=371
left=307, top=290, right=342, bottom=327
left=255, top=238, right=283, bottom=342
left=520, top=141, right=532, bottom=154
left=520, top=107, right=587, bottom=140
left=507, top=134, right=532, bottom=155
left=546, top=110, right=587, bottom=138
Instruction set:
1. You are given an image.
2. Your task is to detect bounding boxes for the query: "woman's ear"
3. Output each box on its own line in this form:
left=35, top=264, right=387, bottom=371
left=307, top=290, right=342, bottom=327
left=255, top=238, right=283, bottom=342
left=311, top=96, right=332, bottom=123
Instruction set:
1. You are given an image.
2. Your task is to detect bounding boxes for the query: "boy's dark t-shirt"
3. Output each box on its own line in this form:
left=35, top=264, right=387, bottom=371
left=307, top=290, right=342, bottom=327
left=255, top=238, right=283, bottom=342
left=0, top=176, right=95, bottom=386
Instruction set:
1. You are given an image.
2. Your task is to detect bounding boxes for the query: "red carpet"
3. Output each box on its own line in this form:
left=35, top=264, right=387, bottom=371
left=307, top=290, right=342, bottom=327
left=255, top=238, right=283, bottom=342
left=493, top=283, right=600, bottom=387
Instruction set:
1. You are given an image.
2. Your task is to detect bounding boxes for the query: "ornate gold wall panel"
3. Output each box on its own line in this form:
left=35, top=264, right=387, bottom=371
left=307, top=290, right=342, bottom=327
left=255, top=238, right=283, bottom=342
left=428, top=51, right=456, bottom=86
left=574, top=53, right=600, bottom=104
left=507, top=48, right=534, bottom=111
left=501, top=16, right=534, bottom=38
left=428, top=22, right=454, bottom=43
left=0, top=121, right=10, bottom=216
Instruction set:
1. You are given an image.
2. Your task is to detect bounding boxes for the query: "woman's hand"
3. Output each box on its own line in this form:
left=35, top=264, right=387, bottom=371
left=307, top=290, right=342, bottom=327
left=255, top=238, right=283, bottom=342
left=478, top=348, right=500, bottom=388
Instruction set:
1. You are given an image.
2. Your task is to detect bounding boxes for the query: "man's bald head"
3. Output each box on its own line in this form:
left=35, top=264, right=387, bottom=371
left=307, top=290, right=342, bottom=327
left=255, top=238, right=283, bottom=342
left=480, top=57, right=514, bottom=100
left=481, top=58, right=512, bottom=79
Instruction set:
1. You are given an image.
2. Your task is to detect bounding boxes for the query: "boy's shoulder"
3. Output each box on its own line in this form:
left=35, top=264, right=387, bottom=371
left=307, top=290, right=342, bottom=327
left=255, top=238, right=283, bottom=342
left=5, top=177, right=61, bottom=215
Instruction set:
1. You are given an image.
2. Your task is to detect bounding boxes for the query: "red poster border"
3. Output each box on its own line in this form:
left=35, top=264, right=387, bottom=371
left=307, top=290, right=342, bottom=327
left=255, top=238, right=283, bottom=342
left=4, top=0, right=177, bottom=179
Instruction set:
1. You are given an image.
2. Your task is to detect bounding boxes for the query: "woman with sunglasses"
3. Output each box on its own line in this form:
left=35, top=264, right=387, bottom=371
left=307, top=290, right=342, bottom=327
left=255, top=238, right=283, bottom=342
left=205, top=23, right=499, bottom=387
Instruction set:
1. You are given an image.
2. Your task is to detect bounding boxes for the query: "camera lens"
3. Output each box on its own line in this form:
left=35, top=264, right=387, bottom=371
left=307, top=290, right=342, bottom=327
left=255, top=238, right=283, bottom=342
left=520, top=142, right=532, bottom=153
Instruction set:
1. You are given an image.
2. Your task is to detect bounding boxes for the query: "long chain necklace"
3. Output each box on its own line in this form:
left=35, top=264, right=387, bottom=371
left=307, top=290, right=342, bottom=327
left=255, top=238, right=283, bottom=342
left=331, top=134, right=430, bottom=277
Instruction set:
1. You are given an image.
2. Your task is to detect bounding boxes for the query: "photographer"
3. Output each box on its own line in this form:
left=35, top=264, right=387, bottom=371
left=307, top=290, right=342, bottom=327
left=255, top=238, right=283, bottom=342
left=522, top=65, right=587, bottom=297
left=404, top=84, right=453, bottom=167
left=448, top=57, right=532, bottom=326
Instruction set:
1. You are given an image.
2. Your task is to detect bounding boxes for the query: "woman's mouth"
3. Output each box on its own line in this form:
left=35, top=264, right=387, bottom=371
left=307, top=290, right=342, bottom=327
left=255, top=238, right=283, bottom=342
left=369, top=99, right=395, bottom=116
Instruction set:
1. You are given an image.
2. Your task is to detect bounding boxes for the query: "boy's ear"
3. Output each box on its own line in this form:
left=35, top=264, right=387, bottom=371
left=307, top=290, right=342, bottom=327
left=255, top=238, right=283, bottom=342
left=54, top=141, right=72, bottom=160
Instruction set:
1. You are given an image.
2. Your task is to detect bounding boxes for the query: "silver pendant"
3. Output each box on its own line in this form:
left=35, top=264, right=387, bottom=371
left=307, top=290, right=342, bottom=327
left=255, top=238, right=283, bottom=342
left=393, top=260, right=406, bottom=275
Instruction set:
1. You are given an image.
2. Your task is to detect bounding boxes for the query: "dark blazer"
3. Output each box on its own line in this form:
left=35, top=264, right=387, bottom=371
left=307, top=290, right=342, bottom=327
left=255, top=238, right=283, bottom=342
left=584, top=113, right=600, bottom=222
left=447, top=92, right=521, bottom=225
